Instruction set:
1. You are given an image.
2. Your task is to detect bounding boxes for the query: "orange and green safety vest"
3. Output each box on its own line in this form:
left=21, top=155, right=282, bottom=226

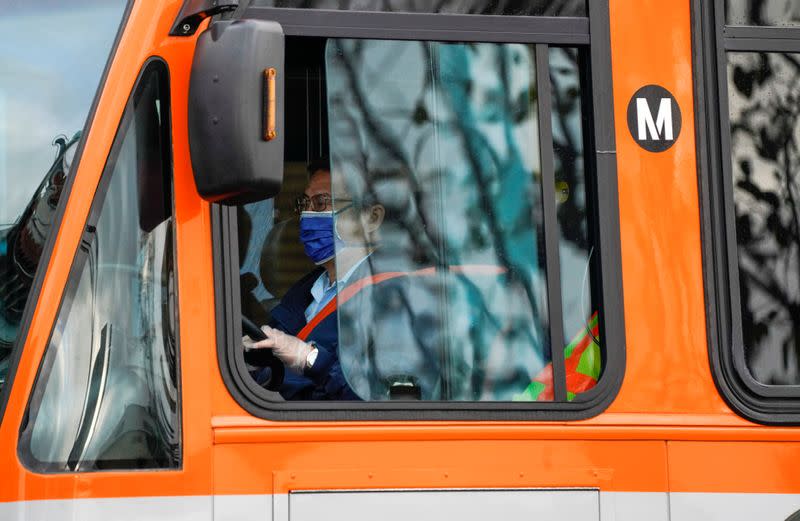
left=514, top=312, right=601, bottom=402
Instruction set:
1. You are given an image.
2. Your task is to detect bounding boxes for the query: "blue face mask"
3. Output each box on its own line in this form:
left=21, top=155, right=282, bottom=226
left=299, top=211, right=344, bottom=265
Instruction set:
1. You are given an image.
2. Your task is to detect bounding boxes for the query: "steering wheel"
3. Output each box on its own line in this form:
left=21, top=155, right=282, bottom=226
left=242, top=316, right=285, bottom=391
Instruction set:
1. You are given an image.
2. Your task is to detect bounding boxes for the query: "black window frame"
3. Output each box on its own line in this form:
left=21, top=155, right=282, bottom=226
left=215, top=2, right=626, bottom=421
left=0, top=1, right=134, bottom=431
left=694, top=0, right=800, bottom=424
left=17, top=57, right=182, bottom=473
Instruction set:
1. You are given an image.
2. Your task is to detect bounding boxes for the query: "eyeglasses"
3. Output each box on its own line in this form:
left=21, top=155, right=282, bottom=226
left=295, top=193, right=331, bottom=213
left=295, top=193, right=354, bottom=214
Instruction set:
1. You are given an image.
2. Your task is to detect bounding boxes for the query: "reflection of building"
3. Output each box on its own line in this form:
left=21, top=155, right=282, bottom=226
left=0, top=133, right=79, bottom=365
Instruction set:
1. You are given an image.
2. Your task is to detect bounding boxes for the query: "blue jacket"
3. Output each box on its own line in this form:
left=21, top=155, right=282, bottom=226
left=254, top=267, right=360, bottom=400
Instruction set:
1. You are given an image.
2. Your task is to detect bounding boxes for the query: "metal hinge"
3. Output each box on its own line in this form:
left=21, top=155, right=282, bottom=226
left=170, top=0, right=239, bottom=36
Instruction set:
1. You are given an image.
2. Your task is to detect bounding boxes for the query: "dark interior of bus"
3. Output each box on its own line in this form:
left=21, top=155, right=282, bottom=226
left=238, top=37, right=328, bottom=325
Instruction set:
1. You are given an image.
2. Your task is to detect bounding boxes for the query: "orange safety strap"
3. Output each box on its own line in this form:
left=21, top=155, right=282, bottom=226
left=296, top=265, right=507, bottom=341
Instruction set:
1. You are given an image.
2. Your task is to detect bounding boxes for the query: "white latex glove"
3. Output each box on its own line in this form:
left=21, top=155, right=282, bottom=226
left=246, top=325, right=314, bottom=373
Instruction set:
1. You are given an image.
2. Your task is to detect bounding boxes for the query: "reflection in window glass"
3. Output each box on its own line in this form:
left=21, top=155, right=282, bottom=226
left=0, top=0, right=127, bottom=394
left=19, top=64, right=180, bottom=471
left=253, top=0, right=586, bottom=16
left=726, top=0, right=800, bottom=26
left=550, top=46, right=597, bottom=369
left=324, top=39, right=597, bottom=401
left=728, top=52, right=800, bottom=385
left=238, top=37, right=600, bottom=403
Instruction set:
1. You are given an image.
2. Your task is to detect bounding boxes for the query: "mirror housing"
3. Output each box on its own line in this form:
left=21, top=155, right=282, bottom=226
left=189, top=19, right=284, bottom=205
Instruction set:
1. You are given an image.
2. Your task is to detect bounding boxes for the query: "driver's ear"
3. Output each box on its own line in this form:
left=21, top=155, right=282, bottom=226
left=362, top=204, right=385, bottom=233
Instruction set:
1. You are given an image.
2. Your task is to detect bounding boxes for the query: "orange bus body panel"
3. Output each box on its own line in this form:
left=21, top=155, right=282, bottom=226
left=610, top=0, right=719, bottom=416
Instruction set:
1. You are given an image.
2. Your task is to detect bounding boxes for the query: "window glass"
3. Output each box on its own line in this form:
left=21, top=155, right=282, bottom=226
left=726, top=0, right=800, bottom=26
left=728, top=51, right=800, bottom=385
left=326, top=39, right=598, bottom=401
left=327, top=40, right=549, bottom=400
left=0, top=0, right=127, bottom=396
left=550, top=46, right=598, bottom=374
left=237, top=37, right=600, bottom=403
left=252, top=0, right=586, bottom=17
left=19, top=62, right=180, bottom=471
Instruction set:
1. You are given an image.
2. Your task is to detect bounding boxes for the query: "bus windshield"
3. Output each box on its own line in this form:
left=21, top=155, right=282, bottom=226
left=0, top=0, right=127, bottom=392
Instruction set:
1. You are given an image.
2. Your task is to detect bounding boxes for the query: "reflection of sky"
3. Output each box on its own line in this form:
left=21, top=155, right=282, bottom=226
left=31, top=109, right=179, bottom=464
left=0, top=1, right=126, bottom=225
left=241, top=200, right=275, bottom=301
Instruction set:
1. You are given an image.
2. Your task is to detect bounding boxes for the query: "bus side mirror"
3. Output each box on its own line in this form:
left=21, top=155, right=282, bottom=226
left=188, top=19, right=284, bottom=205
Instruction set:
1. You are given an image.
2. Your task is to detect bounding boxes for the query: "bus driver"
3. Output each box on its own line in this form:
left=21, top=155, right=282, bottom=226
left=243, top=160, right=385, bottom=400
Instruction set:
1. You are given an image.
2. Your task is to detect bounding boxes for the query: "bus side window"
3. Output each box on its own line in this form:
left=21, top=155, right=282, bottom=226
left=18, top=60, right=180, bottom=472
left=236, top=36, right=603, bottom=404
left=699, top=0, right=800, bottom=423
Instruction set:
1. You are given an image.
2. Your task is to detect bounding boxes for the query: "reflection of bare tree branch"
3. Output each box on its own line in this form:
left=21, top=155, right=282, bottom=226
left=748, top=0, right=766, bottom=24
left=782, top=126, right=800, bottom=368
left=438, top=45, right=542, bottom=337
left=338, top=44, right=410, bottom=165
left=741, top=253, right=794, bottom=311
left=731, top=50, right=800, bottom=383
left=336, top=43, right=441, bottom=262
left=550, top=48, right=588, bottom=250
left=782, top=141, right=800, bottom=266
left=330, top=39, right=574, bottom=397
left=780, top=52, right=800, bottom=75
left=412, top=127, right=435, bottom=165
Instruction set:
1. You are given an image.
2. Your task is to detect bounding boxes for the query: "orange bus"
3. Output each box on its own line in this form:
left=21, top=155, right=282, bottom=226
left=2, top=0, right=800, bottom=519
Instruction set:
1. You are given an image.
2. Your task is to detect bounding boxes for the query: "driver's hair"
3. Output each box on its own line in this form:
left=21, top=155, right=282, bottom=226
left=306, top=157, right=331, bottom=178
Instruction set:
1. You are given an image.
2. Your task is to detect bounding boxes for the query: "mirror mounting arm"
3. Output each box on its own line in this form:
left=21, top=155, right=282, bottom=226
left=170, top=0, right=239, bottom=36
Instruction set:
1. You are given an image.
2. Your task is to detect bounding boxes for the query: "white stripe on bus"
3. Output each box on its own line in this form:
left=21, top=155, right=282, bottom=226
left=1, top=491, right=799, bottom=521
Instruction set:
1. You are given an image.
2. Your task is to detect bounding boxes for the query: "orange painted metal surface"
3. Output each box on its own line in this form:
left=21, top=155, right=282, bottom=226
left=214, top=440, right=669, bottom=494
left=669, top=441, right=800, bottom=493
left=1, top=0, right=799, bottom=506
left=608, top=0, right=723, bottom=416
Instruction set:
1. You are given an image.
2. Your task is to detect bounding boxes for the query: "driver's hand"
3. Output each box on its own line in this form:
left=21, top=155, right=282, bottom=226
left=246, top=325, right=313, bottom=373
